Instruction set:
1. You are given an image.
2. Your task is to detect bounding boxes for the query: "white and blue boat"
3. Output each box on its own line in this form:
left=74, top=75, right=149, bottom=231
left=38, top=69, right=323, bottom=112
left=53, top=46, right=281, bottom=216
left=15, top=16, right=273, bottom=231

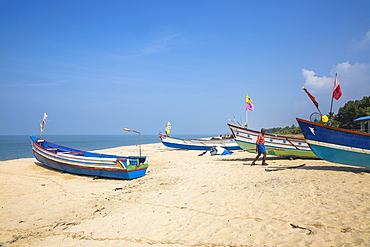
left=30, top=136, right=148, bottom=179
left=159, top=133, right=241, bottom=150
left=296, top=118, right=370, bottom=168
left=228, top=123, right=317, bottom=159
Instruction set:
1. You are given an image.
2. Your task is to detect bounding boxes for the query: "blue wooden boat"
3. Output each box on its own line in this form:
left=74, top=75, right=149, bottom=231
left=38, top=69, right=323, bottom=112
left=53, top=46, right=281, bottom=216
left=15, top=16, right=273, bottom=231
left=158, top=133, right=241, bottom=150
left=296, top=118, right=370, bottom=168
left=30, top=136, right=148, bottom=179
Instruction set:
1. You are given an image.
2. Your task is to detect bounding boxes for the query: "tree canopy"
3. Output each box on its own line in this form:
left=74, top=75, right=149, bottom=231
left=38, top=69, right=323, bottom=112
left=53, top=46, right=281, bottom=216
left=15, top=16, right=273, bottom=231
left=268, top=125, right=302, bottom=135
left=332, top=96, right=370, bottom=130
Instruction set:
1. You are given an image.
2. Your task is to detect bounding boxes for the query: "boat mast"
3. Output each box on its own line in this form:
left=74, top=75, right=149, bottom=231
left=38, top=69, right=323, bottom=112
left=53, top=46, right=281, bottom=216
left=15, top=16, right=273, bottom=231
left=245, top=108, right=248, bottom=127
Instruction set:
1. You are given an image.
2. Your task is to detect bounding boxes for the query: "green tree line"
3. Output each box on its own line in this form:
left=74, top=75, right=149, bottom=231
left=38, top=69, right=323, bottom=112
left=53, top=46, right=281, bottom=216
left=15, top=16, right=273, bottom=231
left=268, top=125, right=302, bottom=135
left=331, top=96, right=370, bottom=130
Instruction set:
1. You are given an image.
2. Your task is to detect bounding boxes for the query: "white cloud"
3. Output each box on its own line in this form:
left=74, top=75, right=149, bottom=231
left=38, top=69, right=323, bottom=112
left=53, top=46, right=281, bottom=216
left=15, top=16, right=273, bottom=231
left=303, top=62, right=370, bottom=98
left=332, top=61, right=370, bottom=78
left=302, top=69, right=332, bottom=91
left=353, top=29, right=370, bottom=49
left=331, top=62, right=370, bottom=86
left=366, top=29, right=370, bottom=41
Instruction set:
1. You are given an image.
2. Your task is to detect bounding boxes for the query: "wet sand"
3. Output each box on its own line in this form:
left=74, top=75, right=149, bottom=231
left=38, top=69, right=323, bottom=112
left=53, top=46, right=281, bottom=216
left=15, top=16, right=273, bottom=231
left=0, top=143, right=369, bottom=246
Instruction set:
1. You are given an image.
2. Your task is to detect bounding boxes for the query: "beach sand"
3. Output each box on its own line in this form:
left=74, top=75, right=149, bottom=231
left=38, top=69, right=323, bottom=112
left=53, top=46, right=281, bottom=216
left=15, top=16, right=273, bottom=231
left=0, top=143, right=369, bottom=246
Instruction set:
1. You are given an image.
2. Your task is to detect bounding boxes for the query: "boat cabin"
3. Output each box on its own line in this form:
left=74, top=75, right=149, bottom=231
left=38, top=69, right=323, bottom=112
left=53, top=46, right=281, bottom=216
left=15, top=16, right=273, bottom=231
left=353, top=116, right=370, bottom=133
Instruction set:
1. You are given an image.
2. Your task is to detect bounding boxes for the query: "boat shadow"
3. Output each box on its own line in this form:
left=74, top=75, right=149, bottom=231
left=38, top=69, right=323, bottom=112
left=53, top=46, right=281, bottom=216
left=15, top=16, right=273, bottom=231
left=219, top=156, right=302, bottom=163
left=218, top=157, right=370, bottom=173
left=299, top=165, right=370, bottom=173
left=33, top=162, right=138, bottom=181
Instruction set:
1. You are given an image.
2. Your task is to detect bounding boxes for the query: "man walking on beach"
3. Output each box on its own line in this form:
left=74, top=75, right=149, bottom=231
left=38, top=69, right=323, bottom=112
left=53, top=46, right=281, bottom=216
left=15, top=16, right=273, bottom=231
left=251, top=128, right=268, bottom=166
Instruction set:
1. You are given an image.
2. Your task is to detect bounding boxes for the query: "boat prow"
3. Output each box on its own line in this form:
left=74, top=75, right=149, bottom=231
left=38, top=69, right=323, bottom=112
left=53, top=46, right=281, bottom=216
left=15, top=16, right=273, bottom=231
left=296, top=118, right=370, bottom=168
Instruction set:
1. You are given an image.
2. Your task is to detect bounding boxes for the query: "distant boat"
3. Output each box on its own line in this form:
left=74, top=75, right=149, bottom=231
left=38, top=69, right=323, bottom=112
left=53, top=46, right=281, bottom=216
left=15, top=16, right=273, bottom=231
left=158, top=133, right=242, bottom=150
left=30, top=136, right=148, bottom=179
left=227, top=123, right=317, bottom=159
left=296, top=118, right=370, bottom=168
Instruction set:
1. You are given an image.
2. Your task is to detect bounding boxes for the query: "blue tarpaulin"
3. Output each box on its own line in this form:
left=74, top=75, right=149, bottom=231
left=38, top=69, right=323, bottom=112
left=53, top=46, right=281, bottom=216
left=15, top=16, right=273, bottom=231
left=353, top=116, right=370, bottom=122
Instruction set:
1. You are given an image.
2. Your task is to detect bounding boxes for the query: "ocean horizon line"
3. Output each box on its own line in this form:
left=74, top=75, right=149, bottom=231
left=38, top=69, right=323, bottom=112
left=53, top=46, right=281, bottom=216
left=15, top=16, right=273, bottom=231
left=0, top=134, right=218, bottom=161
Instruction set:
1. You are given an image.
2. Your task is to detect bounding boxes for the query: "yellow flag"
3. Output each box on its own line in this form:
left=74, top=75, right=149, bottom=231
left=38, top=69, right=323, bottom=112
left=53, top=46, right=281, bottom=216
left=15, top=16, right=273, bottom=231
left=165, top=122, right=171, bottom=134
left=246, top=94, right=253, bottom=103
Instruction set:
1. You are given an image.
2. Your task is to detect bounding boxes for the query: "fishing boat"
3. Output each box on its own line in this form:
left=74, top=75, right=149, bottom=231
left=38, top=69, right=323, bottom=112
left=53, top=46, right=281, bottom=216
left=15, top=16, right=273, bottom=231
left=296, top=118, right=370, bottom=168
left=30, top=136, right=148, bottom=179
left=227, top=123, right=317, bottom=158
left=158, top=133, right=242, bottom=150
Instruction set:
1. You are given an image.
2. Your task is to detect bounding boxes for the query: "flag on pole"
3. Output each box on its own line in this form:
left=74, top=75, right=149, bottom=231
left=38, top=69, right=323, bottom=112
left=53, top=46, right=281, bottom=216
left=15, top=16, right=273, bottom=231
left=165, top=122, right=171, bottom=134
left=246, top=103, right=254, bottom=111
left=40, top=120, right=45, bottom=132
left=302, top=87, right=319, bottom=108
left=40, top=112, right=48, bottom=134
left=333, top=74, right=342, bottom=100
left=246, top=94, right=253, bottom=103
left=246, top=94, right=254, bottom=111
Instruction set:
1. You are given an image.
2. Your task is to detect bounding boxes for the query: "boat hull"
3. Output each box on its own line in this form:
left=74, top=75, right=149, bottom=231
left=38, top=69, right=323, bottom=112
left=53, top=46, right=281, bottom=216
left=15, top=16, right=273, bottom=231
left=31, top=136, right=148, bottom=179
left=228, top=123, right=317, bottom=158
left=159, top=134, right=241, bottom=150
left=296, top=118, right=370, bottom=168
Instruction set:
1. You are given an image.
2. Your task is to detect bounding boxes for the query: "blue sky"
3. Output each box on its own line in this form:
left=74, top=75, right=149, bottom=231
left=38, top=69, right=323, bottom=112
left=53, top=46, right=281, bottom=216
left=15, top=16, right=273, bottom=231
left=1, top=0, right=369, bottom=135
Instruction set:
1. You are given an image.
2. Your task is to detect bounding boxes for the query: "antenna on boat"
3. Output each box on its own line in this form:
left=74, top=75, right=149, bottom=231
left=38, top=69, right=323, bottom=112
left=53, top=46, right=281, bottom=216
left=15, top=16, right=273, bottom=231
left=123, top=128, right=142, bottom=157
left=228, top=118, right=242, bottom=126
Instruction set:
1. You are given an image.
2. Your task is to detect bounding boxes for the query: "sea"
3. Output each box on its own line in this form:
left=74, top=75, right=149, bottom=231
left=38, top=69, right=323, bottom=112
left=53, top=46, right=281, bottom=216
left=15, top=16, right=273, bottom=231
left=0, top=134, right=212, bottom=161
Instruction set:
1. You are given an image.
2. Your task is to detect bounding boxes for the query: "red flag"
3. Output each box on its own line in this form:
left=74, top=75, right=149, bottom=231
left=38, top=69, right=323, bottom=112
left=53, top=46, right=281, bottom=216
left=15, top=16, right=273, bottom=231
left=333, top=74, right=342, bottom=100
left=302, top=87, right=319, bottom=108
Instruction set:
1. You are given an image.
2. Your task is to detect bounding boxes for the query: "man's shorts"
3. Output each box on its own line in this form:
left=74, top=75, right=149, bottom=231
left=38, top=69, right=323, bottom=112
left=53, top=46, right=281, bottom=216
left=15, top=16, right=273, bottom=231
left=257, top=144, right=266, bottom=154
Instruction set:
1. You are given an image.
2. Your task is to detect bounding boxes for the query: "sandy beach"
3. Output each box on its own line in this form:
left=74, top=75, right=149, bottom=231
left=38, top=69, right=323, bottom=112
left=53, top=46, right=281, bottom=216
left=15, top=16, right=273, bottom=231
left=0, top=143, right=369, bottom=246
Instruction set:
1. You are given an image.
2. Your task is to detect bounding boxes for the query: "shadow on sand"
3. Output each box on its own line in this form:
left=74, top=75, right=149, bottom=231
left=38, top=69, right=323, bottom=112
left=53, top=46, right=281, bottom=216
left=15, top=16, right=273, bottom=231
left=298, top=165, right=369, bottom=173
left=219, top=156, right=295, bottom=163
left=218, top=157, right=370, bottom=173
left=33, top=161, right=136, bottom=181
